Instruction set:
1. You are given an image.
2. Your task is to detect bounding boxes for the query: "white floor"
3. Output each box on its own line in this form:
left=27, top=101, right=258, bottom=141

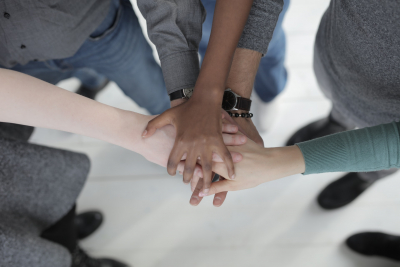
left=29, top=0, right=400, bottom=266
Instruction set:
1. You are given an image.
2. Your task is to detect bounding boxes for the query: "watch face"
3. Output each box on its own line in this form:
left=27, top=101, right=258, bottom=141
left=183, top=88, right=194, bottom=98
left=222, top=90, right=237, bottom=110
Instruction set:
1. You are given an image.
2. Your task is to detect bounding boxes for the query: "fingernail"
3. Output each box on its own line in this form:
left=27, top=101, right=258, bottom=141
left=199, top=191, right=205, bottom=197
left=142, top=130, right=147, bottom=137
left=231, top=174, right=235, bottom=180
left=179, top=171, right=182, bottom=175
left=203, top=188, right=209, bottom=196
left=240, top=136, right=246, bottom=143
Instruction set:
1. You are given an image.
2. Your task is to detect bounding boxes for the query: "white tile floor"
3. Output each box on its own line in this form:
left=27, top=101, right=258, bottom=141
left=29, top=0, right=400, bottom=266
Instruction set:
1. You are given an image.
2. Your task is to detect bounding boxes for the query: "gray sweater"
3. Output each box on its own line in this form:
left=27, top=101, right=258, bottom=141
left=314, top=0, right=400, bottom=127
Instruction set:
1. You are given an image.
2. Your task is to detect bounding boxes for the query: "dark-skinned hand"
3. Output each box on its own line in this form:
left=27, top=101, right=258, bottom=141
left=143, top=95, right=236, bottom=197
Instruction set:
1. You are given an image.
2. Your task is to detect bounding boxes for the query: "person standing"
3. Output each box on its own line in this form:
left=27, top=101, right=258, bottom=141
left=285, top=0, right=400, bottom=210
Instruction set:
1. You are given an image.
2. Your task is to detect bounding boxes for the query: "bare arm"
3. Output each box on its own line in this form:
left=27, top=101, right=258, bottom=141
left=226, top=48, right=264, bottom=145
left=0, top=69, right=244, bottom=168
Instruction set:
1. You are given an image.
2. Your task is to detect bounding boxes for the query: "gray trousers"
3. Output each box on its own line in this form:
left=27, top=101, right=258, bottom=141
left=0, top=123, right=90, bottom=267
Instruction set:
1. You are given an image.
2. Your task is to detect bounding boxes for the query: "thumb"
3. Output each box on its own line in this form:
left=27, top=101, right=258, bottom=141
left=142, top=113, right=171, bottom=138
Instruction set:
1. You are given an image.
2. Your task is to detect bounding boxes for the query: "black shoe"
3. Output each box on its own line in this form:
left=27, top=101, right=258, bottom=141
left=71, top=247, right=130, bottom=267
left=317, top=172, right=374, bottom=209
left=75, top=211, right=103, bottom=240
left=76, top=79, right=110, bottom=100
left=346, top=232, right=400, bottom=261
left=286, top=115, right=347, bottom=146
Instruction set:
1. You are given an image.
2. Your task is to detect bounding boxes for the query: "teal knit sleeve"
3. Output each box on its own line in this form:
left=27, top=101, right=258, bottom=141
left=296, top=121, right=400, bottom=175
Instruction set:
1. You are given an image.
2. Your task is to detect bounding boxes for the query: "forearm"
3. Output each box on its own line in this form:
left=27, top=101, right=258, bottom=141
left=0, top=69, right=148, bottom=153
left=297, top=122, right=400, bottom=174
left=194, top=0, right=254, bottom=99
left=226, top=48, right=262, bottom=98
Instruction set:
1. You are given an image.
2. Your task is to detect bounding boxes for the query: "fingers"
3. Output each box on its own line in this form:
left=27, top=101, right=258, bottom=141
left=190, top=178, right=204, bottom=206
left=199, top=152, right=213, bottom=196
left=206, top=179, right=232, bottom=196
left=142, top=113, right=171, bottom=138
left=218, top=146, right=235, bottom=181
left=222, top=133, right=247, bottom=146
left=213, top=176, right=228, bottom=207
left=183, top=153, right=198, bottom=184
left=212, top=152, right=242, bottom=163
left=213, top=191, right=228, bottom=207
left=167, top=144, right=185, bottom=176
left=222, top=123, right=238, bottom=133
left=191, top=172, right=200, bottom=192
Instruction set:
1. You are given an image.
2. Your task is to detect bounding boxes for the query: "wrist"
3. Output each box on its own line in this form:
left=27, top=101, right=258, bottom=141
left=170, top=98, right=187, bottom=108
left=273, top=145, right=306, bottom=177
left=106, top=109, right=150, bottom=153
left=190, top=88, right=224, bottom=105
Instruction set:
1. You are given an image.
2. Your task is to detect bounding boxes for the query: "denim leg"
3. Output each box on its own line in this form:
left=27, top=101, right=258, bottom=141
left=254, top=0, right=290, bottom=103
left=63, top=0, right=170, bottom=115
left=6, top=60, right=72, bottom=85
left=73, top=68, right=108, bottom=90
left=199, top=0, right=215, bottom=62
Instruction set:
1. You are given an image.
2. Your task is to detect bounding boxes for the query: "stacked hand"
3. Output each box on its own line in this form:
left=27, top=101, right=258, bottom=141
left=189, top=135, right=306, bottom=205
left=142, top=94, right=236, bottom=197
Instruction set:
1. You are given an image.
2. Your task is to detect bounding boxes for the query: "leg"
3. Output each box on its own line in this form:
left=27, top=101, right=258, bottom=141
left=254, top=0, right=290, bottom=103
left=65, top=0, right=170, bottom=115
left=290, top=28, right=399, bottom=210
left=73, top=68, right=108, bottom=90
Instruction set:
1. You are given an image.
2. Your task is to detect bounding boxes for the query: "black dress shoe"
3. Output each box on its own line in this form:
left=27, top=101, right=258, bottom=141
left=76, top=79, right=110, bottom=100
left=346, top=232, right=400, bottom=261
left=286, top=114, right=347, bottom=146
left=74, top=211, right=103, bottom=240
left=71, top=247, right=130, bottom=267
left=317, top=172, right=374, bottom=209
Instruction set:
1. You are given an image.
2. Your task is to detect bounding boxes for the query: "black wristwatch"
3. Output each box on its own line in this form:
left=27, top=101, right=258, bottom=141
left=222, top=88, right=252, bottom=111
left=169, top=88, right=194, bottom=101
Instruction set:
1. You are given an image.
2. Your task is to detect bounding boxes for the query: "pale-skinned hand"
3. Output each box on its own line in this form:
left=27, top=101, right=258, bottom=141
left=189, top=136, right=306, bottom=204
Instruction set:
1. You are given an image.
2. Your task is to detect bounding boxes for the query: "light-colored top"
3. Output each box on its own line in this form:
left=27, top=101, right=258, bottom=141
left=297, top=122, right=400, bottom=175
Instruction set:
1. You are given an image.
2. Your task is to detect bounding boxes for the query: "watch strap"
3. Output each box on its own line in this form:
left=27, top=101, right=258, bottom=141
left=235, top=97, right=252, bottom=111
left=169, top=90, right=185, bottom=101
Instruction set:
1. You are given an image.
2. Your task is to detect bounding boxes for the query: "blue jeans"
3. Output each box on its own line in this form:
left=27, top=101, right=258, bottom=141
left=6, top=0, right=170, bottom=115
left=199, top=0, right=290, bottom=103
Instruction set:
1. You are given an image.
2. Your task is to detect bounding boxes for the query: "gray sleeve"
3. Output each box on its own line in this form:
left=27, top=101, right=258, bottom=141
left=137, top=0, right=205, bottom=94
left=238, top=0, right=284, bottom=54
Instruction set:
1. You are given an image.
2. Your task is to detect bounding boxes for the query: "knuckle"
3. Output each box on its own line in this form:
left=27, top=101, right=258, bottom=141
left=167, top=160, right=176, bottom=170
left=203, top=164, right=212, bottom=172
left=184, top=166, right=193, bottom=174
left=224, top=151, right=232, bottom=159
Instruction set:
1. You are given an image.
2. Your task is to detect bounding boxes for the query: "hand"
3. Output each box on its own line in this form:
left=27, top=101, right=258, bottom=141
left=228, top=111, right=264, bottom=146
left=189, top=176, right=229, bottom=207
left=193, top=137, right=306, bottom=199
left=142, top=94, right=235, bottom=196
left=138, top=114, right=246, bottom=181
